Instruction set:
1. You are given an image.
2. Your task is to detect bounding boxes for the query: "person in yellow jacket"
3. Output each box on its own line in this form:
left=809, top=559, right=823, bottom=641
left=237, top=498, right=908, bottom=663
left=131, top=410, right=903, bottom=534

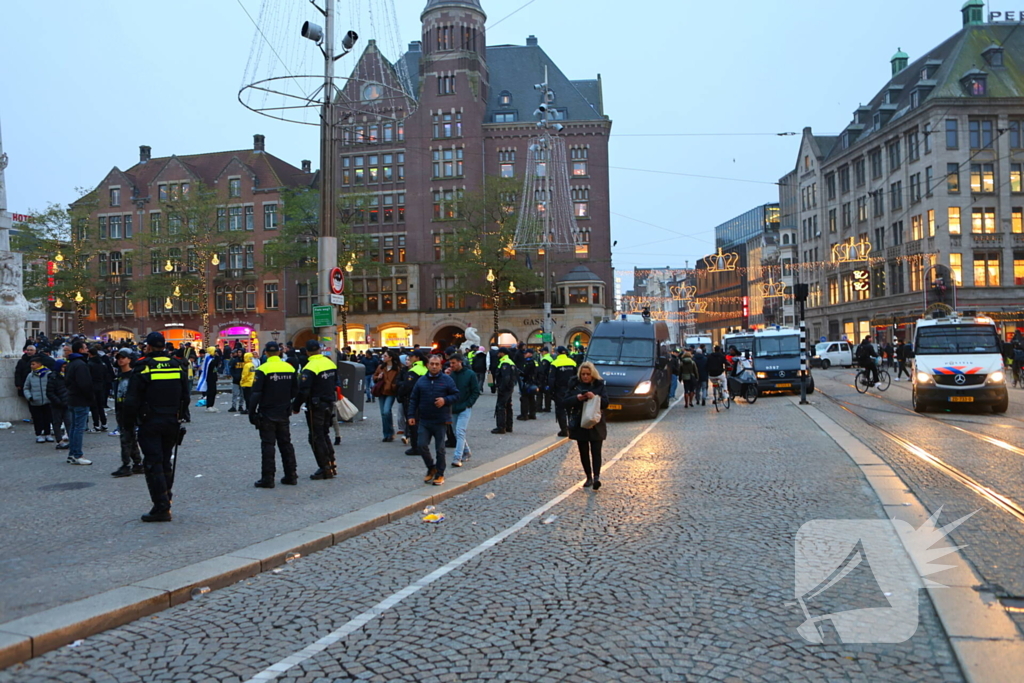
left=240, top=352, right=256, bottom=415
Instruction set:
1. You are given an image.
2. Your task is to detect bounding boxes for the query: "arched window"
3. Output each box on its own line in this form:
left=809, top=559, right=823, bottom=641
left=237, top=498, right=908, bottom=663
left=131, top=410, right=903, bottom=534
left=235, top=285, right=245, bottom=311
left=245, top=285, right=257, bottom=310
left=498, top=90, right=512, bottom=107
left=216, top=286, right=226, bottom=312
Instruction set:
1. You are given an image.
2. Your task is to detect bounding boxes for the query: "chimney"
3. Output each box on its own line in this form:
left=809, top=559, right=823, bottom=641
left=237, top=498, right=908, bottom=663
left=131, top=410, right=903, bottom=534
left=139, top=145, right=151, bottom=163
left=253, top=134, right=266, bottom=152
left=526, top=35, right=538, bottom=47
left=302, top=160, right=312, bottom=173
left=408, top=40, right=422, bottom=53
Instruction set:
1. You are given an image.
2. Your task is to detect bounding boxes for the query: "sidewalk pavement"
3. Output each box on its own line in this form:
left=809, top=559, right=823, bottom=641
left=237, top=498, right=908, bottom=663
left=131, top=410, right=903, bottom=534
left=0, top=391, right=559, bottom=649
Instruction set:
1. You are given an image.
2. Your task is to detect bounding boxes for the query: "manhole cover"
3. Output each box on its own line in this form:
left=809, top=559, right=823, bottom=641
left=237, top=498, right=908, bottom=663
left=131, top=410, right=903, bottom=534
left=38, top=482, right=96, bottom=492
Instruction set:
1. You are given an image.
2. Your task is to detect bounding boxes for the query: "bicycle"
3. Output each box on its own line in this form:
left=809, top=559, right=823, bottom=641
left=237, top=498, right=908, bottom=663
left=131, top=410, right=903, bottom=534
left=712, top=379, right=731, bottom=412
left=854, top=367, right=891, bottom=394
left=1012, top=362, right=1024, bottom=389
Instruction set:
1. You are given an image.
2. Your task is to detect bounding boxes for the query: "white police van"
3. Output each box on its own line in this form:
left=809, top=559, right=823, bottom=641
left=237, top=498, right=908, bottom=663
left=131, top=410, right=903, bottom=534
left=911, top=315, right=1008, bottom=413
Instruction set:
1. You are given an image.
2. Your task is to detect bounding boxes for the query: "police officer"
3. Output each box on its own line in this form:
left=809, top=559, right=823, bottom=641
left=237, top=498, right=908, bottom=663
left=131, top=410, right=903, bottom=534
left=538, top=346, right=554, bottom=412
left=123, top=332, right=189, bottom=522
left=250, top=341, right=299, bottom=488
left=491, top=347, right=518, bottom=434
left=517, top=348, right=539, bottom=421
left=292, top=339, right=338, bottom=480
left=549, top=346, right=578, bottom=437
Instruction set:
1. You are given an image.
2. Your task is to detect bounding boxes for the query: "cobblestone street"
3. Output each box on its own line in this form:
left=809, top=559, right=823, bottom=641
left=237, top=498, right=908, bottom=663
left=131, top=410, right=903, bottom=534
left=5, top=381, right=1006, bottom=682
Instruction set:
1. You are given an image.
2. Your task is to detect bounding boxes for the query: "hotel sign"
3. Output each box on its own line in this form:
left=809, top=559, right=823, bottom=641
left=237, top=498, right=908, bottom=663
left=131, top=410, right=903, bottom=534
left=989, top=11, right=1024, bottom=21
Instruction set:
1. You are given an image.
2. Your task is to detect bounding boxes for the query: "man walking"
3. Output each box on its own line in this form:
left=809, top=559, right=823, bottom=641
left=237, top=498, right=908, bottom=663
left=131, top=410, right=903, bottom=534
left=124, top=333, right=190, bottom=522
left=196, top=346, right=219, bottom=412
left=448, top=353, right=480, bottom=467
left=398, top=350, right=428, bottom=455
left=408, top=354, right=459, bottom=485
left=292, top=340, right=338, bottom=480
left=549, top=346, right=578, bottom=437
left=63, top=340, right=94, bottom=466
left=492, top=347, right=518, bottom=435
left=693, top=345, right=709, bottom=406
left=229, top=348, right=245, bottom=412
left=249, top=342, right=299, bottom=488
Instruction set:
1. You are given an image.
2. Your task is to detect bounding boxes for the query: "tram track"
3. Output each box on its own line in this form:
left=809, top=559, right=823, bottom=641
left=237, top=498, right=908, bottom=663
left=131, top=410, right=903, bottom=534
left=813, top=385, right=1024, bottom=525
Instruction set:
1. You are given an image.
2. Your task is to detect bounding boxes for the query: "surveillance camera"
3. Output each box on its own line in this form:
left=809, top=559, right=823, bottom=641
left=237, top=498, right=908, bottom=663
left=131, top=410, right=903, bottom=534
left=343, top=30, right=359, bottom=50
left=301, top=21, right=324, bottom=43
left=537, top=121, right=545, bottom=128
left=537, top=103, right=548, bottom=112
left=553, top=123, right=565, bottom=133
left=534, top=84, right=544, bottom=90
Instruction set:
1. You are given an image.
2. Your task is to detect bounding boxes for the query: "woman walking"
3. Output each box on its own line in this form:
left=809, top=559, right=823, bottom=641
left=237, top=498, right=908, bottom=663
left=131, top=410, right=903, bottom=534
left=563, top=361, right=610, bottom=490
left=372, top=350, right=401, bottom=442
left=679, top=350, right=699, bottom=407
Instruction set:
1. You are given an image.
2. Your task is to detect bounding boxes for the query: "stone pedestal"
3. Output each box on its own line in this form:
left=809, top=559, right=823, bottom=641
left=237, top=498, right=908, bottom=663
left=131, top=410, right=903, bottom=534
left=0, top=356, right=29, bottom=422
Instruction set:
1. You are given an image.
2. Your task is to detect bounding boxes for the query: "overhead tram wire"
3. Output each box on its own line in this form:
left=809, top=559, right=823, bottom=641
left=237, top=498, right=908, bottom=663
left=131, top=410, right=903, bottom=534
left=487, top=0, right=540, bottom=29
left=235, top=0, right=310, bottom=102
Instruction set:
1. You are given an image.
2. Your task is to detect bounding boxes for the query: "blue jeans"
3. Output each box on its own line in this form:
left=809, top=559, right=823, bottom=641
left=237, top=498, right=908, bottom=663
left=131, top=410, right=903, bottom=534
left=453, top=408, right=472, bottom=462
left=379, top=395, right=396, bottom=439
left=365, top=377, right=374, bottom=402
left=668, top=375, right=678, bottom=399
left=418, top=420, right=447, bottom=475
left=69, top=406, right=90, bottom=458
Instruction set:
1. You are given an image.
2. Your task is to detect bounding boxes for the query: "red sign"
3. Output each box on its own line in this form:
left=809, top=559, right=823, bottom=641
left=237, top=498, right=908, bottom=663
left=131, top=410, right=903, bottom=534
left=329, top=267, right=345, bottom=294
left=10, top=213, right=32, bottom=223
left=742, top=296, right=749, bottom=318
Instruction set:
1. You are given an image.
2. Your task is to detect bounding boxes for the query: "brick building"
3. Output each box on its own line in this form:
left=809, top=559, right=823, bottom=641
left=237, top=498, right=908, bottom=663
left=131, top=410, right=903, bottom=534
left=76, top=135, right=313, bottom=348
left=296, top=0, right=613, bottom=350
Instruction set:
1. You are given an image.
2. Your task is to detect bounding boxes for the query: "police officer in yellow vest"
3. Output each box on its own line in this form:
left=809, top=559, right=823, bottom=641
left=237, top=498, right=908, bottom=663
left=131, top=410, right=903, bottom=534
left=250, top=341, right=299, bottom=488
left=549, top=346, right=578, bottom=437
left=292, top=339, right=338, bottom=480
left=538, top=347, right=554, bottom=413
left=123, top=332, right=190, bottom=522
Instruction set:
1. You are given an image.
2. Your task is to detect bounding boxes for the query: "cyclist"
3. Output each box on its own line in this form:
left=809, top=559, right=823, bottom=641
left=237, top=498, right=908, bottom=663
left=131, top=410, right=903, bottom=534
left=706, top=345, right=730, bottom=404
left=856, top=335, right=881, bottom=388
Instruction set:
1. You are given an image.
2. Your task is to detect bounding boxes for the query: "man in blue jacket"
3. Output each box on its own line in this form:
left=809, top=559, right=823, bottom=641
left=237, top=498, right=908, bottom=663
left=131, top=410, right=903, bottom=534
left=408, top=354, right=459, bottom=486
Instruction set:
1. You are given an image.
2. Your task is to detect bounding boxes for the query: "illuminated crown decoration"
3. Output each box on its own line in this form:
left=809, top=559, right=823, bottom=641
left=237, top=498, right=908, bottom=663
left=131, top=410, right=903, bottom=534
left=691, top=299, right=709, bottom=313
left=831, top=240, right=872, bottom=263
left=760, top=279, right=788, bottom=298
left=703, top=248, right=739, bottom=273
left=669, top=285, right=697, bottom=301
left=628, top=298, right=655, bottom=314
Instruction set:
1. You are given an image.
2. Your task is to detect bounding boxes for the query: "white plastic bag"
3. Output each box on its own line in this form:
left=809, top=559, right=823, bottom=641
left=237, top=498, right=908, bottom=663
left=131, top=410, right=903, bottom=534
left=335, top=396, right=359, bottom=421
left=581, top=396, right=602, bottom=429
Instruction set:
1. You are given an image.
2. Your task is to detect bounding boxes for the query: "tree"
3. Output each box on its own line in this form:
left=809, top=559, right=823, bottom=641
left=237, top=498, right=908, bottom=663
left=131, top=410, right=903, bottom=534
left=441, top=177, right=542, bottom=339
left=13, top=195, right=98, bottom=334
left=264, top=187, right=388, bottom=349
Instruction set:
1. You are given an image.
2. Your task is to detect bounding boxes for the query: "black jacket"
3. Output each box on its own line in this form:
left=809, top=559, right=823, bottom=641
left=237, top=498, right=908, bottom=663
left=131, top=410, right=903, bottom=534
left=47, top=366, right=69, bottom=409
left=494, top=358, right=519, bottom=396
left=250, top=356, right=299, bottom=422
left=706, top=352, right=728, bottom=377
left=230, top=356, right=245, bottom=384
left=64, top=354, right=95, bottom=407
left=562, top=378, right=609, bottom=442
left=88, top=355, right=113, bottom=391
left=123, top=355, right=190, bottom=423
left=292, top=354, right=338, bottom=412
left=14, top=353, right=33, bottom=393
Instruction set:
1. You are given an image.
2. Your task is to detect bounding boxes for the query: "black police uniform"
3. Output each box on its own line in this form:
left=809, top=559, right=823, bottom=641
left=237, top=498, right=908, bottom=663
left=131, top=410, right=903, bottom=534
left=123, top=351, right=189, bottom=519
left=292, top=353, right=338, bottom=479
left=250, top=354, right=299, bottom=486
left=518, top=355, right=539, bottom=420
left=493, top=355, right=518, bottom=433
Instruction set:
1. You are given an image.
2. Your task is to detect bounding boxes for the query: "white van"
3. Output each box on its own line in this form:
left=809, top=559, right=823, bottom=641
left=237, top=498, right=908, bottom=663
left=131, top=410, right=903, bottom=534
left=813, top=341, right=853, bottom=369
left=685, top=336, right=712, bottom=349
left=911, top=315, right=1009, bottom=413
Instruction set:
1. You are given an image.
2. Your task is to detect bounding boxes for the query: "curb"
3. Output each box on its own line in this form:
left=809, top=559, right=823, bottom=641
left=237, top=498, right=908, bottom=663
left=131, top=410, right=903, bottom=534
left=0, top=435, right=569, bottom=670
left=791, top=395, right=1024, bottom=683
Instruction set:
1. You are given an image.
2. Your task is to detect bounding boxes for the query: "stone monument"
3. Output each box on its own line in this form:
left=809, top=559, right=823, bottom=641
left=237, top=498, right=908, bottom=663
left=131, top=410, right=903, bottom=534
left=461, top=325, right=481, bottom=352
left=0, top=116, right=32, bottom=421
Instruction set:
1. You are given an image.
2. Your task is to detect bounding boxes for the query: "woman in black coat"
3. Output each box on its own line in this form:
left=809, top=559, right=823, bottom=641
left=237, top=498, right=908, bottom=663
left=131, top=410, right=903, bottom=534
left=562, top=361, right=610, bottom=490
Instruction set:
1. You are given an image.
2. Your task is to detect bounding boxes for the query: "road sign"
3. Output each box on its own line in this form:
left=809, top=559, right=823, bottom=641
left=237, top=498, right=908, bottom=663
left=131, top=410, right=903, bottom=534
left=330, top=293, right=345, bottom=306
left=329, top=267, right=345, bottom=295
left=541, top=333, right=554, bottom=343
left=820, top=336, right=827, bottom=344
left=312, top=305, right=335, bottom=328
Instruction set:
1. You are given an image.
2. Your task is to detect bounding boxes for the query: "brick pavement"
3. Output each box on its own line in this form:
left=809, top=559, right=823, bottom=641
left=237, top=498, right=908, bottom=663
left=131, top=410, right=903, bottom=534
left=0, top=393, right=966, bottom=682
left=0, top=390, right=555, bottom=625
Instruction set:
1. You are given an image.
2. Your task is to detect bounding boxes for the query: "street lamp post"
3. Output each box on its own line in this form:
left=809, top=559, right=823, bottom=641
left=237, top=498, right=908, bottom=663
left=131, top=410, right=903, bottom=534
left=487, top=268, right=499, bottom=341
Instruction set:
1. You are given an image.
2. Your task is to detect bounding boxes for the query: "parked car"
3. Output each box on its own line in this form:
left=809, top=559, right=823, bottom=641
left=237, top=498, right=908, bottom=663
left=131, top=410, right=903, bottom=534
left=812, top=341, right=853, bottom=369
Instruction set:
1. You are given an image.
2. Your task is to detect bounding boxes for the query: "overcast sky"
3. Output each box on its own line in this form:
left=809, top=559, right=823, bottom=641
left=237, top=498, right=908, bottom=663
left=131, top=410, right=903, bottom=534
left=1, top=0, right=971, bottom=286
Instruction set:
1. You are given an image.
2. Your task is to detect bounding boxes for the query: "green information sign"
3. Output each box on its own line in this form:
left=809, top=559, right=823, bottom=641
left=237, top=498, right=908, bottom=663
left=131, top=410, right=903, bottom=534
left=541, top=333, right=554, bottom=343
left=312, top=305, right=335, bottom=328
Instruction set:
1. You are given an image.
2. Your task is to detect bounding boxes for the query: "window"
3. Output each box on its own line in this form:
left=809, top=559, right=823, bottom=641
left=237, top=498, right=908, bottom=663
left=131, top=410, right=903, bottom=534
left=887, top=139, right=901, bottom=171
left=890, top=181, right=902, bottom=211
left=924, top=123, right=932, bottom=153
left=432, top=112, right=462, bottom=139
left=431, top=148, right=464, bottom=178
left=911, top=214, right=924, bottom=241
left=872, top=265, right=886, bottom=298
left=1012, top=164, right=1023, bottom=193
left=873, top=226, right=886, bottom=252
left=910, top=173, right=921, bottom=203
left=500, top=163, right=514, bottom=178
left=245, top=206, right=254, bottom=230
left=245, top=285, right=256, bottom=310
left=572, top=188, right=590, bottom=218
left=297, top=281, right=317, bottom=315
left=908, top=131, right=920, bottom=161
left=109, top=215, right=122, bottom=239
left=971, top=208, right=996, bottom=234
left=124, top=215, right=132, bottom=238
left=928, top=209, right=935, bottom=237
left=839, top=166, right=850, bottom=194
left=264, top=283, right=279, bottom=309
left=150, top=249, right=161, bottom=275
left=437, top=75, right=456, bottom=95
left=228, top=178, right=241, bottom=198
left=158, top=184, right=168, bottom=201
left=433, top=276, right=463, bottom=310
left=889, top=263, right=905, bottom=294
left=857, top=196, right=867, bottom=222
left=969, top=120, right=994, bottom=149
left=493, top=112, right=516, bottom=123
left=436, top=24, right=454, bottom=51
left=571, top=146, right=588, bottom=176
left=925, top=166, right=933, bottom=197
left=150, top=212, right=161, bottom=235
left=970, top=164, right=995, bottom=193
left=1014, top=208, right=1023, bottom=234
left=946, top=119, right=959, bottom=148
left=499, top=90, right=512, bottom=107
left=825, top=173, right=836, bottom=201
left=109, top=251, right=124, bottom=277
left=949, top=207, right=961, bottom=235
left=217, top=208, right=227, bottom=232
left=872, top=190, right=885, bottom=217
left=1014, top=255, right=1024, bottom=285
left=98, top=253, right=108, bottom=277
left=1011, top=120, right=1024, bottom=149
left=841, top=203, right=851, bottom=229
left=264, top=203, right=277, bottom=229
left=870, top=149, right=883, bottom=178
left=947, top=163, right=960, bottom=193
left=432, top=189, right=461, bottom=220
left=229, top=206, right=243, bottom=231
left=974, top=252, right=1000, bottom=287
left=965, top=76, right=987, bottom=96
left=950, top=253, right=963, bottom=285
left=910, top=259, right=924, bottom=292
left=828, top=208, right=837, bottom=233
left=828, top=277, right=839, bottom=305
left=892, top=220, right=904, bottom=246
left=575, top=228, right=591, bottom=259
left=109, top=188, right=120, bottom=206
left=99, top=216, right=107, bottom=240
left=854, top=158, right=866, bottom=187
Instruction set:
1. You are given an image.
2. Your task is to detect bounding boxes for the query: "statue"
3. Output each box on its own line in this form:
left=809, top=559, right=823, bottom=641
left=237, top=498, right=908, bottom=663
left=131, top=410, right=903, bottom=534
left=0, top=252, right=28, bottom=356
left=461, top=325, right=481, bottom=352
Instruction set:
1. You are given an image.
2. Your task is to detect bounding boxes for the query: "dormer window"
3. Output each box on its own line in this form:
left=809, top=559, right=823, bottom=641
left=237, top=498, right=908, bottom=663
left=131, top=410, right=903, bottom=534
left=498, top=90, right=512, bottom=107
left=873, top=112, right=882, bottom=128
left=911, top=90, right=920, bottom=108
left=983, top=45, right=1004, bottom=67
left=841, top=132, right=850, bottom=150
left=961, top=70, right=987, bottom=96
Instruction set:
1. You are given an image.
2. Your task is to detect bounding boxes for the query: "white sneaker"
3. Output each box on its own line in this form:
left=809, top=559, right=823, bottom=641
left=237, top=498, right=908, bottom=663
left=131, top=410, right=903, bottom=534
left=45, top=435, right=55, bottom=442
left=875, top=383, right=883, bottom=388
left=109, top=430, right=120, bottom=437
left=36, top=436, right=46, bottom=443
left=893, top=377, right=900, bottom=382
left=206, top=407, right=220, bottom=413
left=67, top=456, right=92, bottom=465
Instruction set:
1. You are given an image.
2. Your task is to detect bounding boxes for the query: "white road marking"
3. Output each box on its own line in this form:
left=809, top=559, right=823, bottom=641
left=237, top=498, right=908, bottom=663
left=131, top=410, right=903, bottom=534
left=245, top=398, right=681, bottom=681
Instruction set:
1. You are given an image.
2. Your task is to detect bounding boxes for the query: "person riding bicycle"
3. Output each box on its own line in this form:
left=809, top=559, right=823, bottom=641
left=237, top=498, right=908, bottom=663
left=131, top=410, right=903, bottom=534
left=706, top=345, right=730, bottom=403
left=856, top=335, right=881, bottom=388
